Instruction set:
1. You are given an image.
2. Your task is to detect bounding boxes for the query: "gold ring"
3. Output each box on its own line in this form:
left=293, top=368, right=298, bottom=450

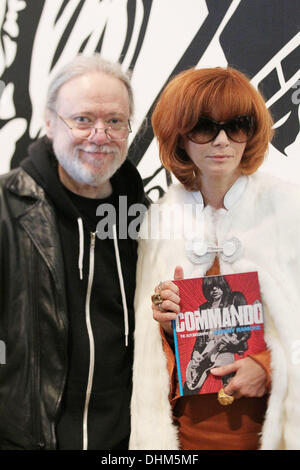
left=151, top=293, right=163, bottom=306
left=217, top=388, right=234, bottom=406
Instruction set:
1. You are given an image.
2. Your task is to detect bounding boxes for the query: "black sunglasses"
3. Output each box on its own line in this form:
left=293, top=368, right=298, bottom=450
left=187, top=115, right=256, bottom=144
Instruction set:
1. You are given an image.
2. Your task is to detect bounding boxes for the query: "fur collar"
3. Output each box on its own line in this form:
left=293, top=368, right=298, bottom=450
left=131, top=173, right=300, bottom=450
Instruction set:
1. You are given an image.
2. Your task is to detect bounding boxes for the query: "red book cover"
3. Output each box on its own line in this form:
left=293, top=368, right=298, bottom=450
left=172, top=272, right=266, bottom=396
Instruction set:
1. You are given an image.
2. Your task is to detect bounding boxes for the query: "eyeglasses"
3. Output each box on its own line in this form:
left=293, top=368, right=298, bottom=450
left=186, top=115, right=255, bottom=144
left=58, top=115, right=132, bottom=141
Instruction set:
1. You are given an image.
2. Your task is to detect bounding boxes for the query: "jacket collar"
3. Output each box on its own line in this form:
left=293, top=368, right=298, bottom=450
left=6, top=168, right=66, bottom=293
left=6, top=167, right=45, bottom=200
left=191, top=175, right=248, bottom=210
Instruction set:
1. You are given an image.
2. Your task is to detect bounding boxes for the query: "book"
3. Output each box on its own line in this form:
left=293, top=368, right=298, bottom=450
left=172, top=271, right=266, bottom=396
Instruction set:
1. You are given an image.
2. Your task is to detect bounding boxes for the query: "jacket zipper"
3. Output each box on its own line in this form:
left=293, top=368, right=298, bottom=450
left=82, top=232, right=96, bottom=450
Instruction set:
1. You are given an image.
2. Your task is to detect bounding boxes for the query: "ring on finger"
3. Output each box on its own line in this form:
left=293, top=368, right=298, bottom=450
left=217, top=388, right=234, bottom=406
left=151, top=292, right=163, bottom=306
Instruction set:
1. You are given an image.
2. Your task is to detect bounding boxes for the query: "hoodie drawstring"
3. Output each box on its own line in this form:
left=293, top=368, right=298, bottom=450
left=83, top=232, right=96, bottom=451
left=112, top=224, right=129, bottom=347
left=77, top=217, right=84, bottom=280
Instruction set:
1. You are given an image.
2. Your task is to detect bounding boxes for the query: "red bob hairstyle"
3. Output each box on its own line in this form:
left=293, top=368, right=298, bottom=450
left=151, top=66, right=274, bottom=190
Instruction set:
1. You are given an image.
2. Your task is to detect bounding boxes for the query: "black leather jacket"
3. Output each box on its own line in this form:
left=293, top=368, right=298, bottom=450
left=0, top=168, right=68, bottom=449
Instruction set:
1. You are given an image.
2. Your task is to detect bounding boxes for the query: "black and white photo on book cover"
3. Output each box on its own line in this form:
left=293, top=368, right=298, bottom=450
left=172, top=272, right=266, bottom=396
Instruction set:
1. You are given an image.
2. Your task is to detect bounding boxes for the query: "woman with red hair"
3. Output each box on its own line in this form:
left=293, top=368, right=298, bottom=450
left=130, top=67, right=300, bottom=450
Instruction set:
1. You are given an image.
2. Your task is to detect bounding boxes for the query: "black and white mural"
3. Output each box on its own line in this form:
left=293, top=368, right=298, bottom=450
left=0, top=0, right=299, bottom=200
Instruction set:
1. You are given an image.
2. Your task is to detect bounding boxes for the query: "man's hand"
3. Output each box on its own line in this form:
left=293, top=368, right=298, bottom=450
left=210, top=356, right=268, bottom=399
left=152, top=266, right=184, bottom=336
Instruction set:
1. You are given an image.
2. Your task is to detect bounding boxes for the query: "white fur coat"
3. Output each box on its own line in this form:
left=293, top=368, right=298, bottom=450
left=130, top=172, right=300, bottom=450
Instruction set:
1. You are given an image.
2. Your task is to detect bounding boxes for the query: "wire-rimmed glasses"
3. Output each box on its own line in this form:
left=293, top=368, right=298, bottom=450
left=58, top=115, right=132, bottom=142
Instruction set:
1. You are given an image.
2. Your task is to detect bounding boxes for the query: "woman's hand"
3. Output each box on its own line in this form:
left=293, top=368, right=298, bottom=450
left=211, top=356, right=268, bottom=399
left=152, top=266, right=184, bottom=336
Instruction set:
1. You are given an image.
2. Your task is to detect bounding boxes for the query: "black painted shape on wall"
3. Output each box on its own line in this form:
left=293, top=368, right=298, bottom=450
left=219, top=0, right=300, bottom=155
left=128, top=0, right=233, bottom=169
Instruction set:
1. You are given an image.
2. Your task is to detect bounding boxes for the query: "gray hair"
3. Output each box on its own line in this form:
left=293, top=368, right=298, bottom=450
left=46, top=54, right=134, bottom=116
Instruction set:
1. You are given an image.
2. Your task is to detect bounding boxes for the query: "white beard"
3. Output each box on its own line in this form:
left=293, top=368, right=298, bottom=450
left=54, top=143, right=126, bottom=187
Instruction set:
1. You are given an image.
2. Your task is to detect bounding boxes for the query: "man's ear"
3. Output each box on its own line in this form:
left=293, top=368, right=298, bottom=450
left=45, top=109, right=55, bottom=139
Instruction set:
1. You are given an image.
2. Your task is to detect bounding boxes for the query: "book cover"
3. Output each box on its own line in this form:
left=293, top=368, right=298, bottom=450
left=172, top=272, right=266, bottom=396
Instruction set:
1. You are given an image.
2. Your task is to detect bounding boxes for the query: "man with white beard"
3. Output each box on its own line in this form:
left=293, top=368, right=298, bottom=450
left=0, top=55, right=147, bottom=450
